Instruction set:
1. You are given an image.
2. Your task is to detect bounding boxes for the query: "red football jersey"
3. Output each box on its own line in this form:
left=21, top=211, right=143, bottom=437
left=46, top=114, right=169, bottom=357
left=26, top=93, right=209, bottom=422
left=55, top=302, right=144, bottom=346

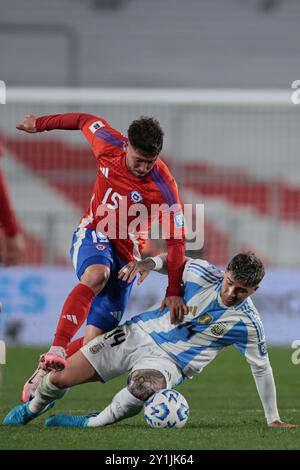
left=79, top=116, right=184, bottom=264
left=36, top=113, right=186, bottom=296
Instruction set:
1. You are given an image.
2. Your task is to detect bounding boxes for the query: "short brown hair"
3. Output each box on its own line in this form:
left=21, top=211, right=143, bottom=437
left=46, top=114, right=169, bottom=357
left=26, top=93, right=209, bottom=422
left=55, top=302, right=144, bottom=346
left=226, top=252, right=265, bottom=287
left=127, top=116, right=164, bottom=157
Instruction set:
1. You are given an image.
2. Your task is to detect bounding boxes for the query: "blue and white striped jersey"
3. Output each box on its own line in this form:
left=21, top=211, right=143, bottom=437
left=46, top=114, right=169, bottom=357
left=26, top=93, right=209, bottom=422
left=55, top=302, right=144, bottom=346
left=130, top=259, right=268, bottom=378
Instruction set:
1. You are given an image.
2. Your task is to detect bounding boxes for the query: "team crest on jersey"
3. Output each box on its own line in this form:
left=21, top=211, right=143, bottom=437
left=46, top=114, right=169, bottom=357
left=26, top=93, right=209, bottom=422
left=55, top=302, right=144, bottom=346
left=211, top=322, right=227, bottom=336
left=130, top=190, right=143, bottom=204
left=96, top=244, right=106, bottom=251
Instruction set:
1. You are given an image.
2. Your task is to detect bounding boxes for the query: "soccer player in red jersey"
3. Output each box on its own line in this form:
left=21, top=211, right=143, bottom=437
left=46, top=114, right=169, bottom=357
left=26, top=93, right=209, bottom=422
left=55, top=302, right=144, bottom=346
left=16, top=113, right=187, bottom=401
left=0, top=141, right=25, bottom=266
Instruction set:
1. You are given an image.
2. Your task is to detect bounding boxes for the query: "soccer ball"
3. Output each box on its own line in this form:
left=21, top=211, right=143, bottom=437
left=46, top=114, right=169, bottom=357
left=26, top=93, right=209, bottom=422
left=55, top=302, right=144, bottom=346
left=144, top=389, right=189, bottom=428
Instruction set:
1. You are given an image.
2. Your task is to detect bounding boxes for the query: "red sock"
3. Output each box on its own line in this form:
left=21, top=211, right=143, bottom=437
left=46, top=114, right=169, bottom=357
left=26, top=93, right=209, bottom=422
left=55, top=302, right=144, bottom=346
left=52, top=284, right=95, bottom=349
left=66, top=337, right=84, bottom=358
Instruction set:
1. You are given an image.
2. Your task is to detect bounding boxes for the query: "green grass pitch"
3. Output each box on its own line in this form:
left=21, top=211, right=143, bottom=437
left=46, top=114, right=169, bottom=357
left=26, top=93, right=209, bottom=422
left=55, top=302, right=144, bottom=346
left=0, top=346, right=299, bottom=450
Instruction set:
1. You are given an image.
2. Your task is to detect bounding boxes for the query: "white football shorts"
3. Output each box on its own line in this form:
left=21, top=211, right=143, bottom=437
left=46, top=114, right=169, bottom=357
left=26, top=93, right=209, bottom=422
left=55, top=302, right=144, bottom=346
left=80, top=323, right=183, bottom=387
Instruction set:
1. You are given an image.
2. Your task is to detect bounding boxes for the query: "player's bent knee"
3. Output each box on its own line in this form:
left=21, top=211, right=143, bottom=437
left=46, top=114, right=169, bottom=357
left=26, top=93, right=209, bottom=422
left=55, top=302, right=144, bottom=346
left=81, top=265, right=110, bottom=294
left=128, top=369, right=167, bottom=402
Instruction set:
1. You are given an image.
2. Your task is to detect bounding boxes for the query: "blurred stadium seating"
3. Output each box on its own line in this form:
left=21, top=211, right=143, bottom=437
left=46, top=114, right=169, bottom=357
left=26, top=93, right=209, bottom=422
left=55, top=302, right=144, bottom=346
left=1, top=88, right=299, bottom=267
left=1, top=0, right=300, bottom=88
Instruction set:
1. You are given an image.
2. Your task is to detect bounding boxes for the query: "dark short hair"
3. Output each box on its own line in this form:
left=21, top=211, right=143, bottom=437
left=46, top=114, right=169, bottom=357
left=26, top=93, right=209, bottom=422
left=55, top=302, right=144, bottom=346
left=226, top=252, right=265, bottom=287
left=127, top=116, right=164, bottom=157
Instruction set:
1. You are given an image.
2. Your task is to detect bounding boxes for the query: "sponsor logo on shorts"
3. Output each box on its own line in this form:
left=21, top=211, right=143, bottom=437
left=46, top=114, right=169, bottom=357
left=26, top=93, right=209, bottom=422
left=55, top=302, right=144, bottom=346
left=110, top=311, right=122, bottom=322
left=89, top=343, right=104, bottom=354
left=211, top=322, right=227, bottom=336
left=130, top=190, right=143, bottom=204
left=96, top=231, right=109, bottom=242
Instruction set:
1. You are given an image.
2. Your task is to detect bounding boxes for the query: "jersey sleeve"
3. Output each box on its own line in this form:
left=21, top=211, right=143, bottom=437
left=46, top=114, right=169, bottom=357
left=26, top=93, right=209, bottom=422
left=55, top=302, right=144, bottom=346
left=234, top=302, right=280, bottom=424
left=80, top=116, right=127, bottom=162
left=243, top=338, right=269, bottom=369
left=151, top=167, right=186, bottom=296
left=36, top=113, right=127, bottom=162
left=152, top=170, right=186, bottom=247
left=154, top=176, right=185, bottom=240
left=182, top=258, right=223, bottom=288
left=237, top=301, right=269, bottom=368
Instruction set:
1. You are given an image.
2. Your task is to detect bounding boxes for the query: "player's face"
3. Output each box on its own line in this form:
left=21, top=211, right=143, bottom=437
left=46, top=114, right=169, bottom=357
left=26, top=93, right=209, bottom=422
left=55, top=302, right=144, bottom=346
left=125, top=143, right=158, bottom=178
left=221, top=271, right=258, bottom=307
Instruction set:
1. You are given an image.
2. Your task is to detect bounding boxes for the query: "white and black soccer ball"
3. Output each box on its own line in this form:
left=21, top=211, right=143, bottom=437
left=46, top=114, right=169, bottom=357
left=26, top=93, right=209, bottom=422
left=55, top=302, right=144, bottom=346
left=144, top=389, right=189, bottom=429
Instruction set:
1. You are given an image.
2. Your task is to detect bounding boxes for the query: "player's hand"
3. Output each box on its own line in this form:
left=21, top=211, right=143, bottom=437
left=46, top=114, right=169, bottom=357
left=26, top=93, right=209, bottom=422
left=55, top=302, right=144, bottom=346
left=0, top=232, right=26, bottom=266
left=160, top=296, right=188, bottom=324
left=16, top=115, right=38, bottom=133
left=268, top=420, right=298, bottom=428
left=118, top=260, right=152, bottom=285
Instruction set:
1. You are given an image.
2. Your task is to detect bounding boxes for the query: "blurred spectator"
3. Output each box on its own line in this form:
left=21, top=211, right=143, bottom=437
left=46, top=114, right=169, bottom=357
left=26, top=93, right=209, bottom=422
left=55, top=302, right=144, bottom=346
left=0, top=141, right=26, bottom=265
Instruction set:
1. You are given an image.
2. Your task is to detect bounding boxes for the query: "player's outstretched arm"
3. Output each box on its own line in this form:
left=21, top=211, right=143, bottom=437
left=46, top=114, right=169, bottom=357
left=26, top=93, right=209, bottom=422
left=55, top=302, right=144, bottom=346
left=118, top=254, right=191, bottom=284
left=16, top=113, right=97, bottom=134
left=249, top=356, right=297, bottom=428
left=119, top=253, right=191, bottom=324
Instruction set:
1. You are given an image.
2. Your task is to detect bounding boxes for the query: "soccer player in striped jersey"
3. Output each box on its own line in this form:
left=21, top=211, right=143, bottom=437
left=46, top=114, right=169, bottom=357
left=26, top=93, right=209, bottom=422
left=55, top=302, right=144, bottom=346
left=3, top=252, right=296, bottom=428
left=17, top=113, right=187, bottom=402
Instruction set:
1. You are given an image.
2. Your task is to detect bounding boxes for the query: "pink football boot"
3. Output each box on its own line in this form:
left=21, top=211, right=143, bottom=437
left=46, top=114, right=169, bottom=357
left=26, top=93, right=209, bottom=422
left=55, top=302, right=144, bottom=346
left=22, top=346, right=67, bottom=402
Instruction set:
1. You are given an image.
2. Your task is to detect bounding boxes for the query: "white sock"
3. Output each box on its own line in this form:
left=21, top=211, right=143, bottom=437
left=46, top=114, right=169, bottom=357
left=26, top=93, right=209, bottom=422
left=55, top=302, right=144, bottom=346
left=87, top=387, right=144, bottom=428
left=29, top=373, right=68, bottom=414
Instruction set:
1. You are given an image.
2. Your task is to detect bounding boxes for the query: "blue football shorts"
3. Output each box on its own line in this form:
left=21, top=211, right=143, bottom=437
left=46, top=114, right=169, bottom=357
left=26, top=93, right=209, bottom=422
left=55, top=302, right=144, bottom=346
left=70, top=228, right=135, bottom=332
